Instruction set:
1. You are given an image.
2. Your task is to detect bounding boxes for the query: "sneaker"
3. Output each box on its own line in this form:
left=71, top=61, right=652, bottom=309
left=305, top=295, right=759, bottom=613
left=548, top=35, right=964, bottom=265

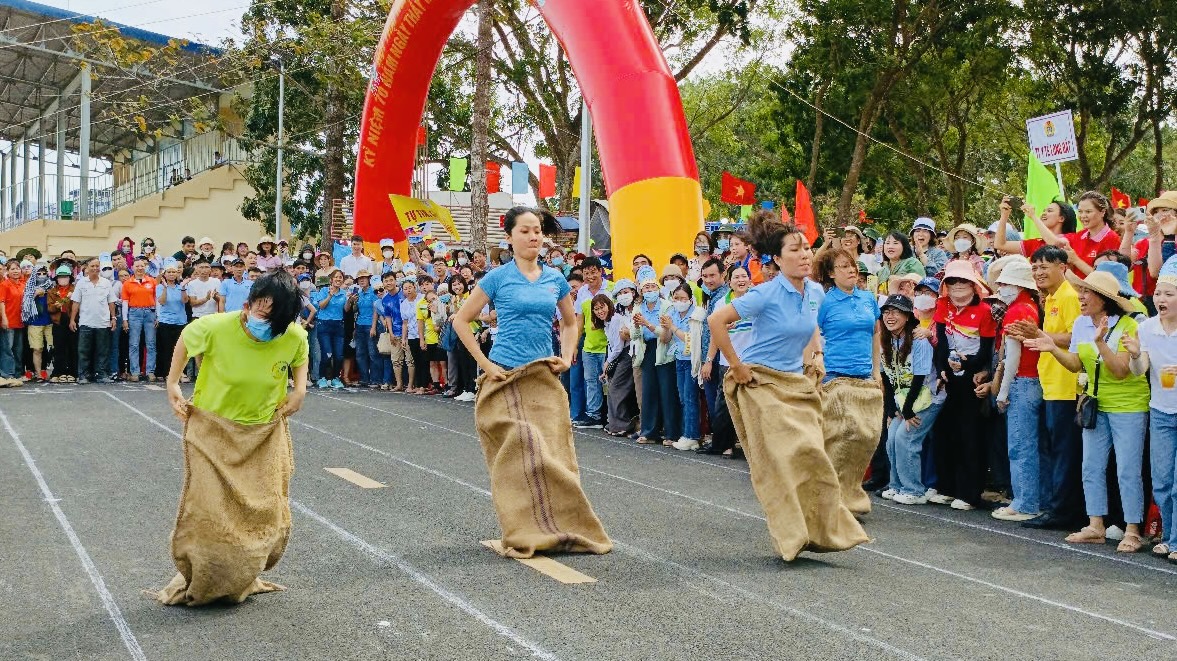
left=330, top=378, right=345, bottom=389
left=991, top=506, right=1039, bottom=522
left=880, top=488, right=897, bottom=500
left=455, top=391, right=476, bottom=402
left=950, top=499, right=975, bottom=511
left=672, top=437, right=700, bottom=451
left=926, top=489, right=954, bottom=505
left=892, top=493, right=927, bottom=505
left=317, top=378, right=329, bottom=389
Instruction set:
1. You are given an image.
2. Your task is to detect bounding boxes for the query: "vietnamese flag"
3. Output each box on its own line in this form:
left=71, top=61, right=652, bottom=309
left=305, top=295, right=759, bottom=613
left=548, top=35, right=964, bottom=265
left=793, top=180, right=818, bottom=244
left=721, top=171, right=756, bottom=205
left=1111, top=187, right=1131, bottom=209
left=485, top=162, right=501, bottom=192
left=538, top=164, right=557, bottom=198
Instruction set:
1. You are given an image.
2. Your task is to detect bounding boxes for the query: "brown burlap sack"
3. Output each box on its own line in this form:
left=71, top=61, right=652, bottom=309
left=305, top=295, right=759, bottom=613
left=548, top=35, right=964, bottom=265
left=475, top=360, right=612, bottom=559
left=724, top=366, right=869, bottom=561
left=150, top=406, right=293, bottom=606
left=821, top=377, right=884, bottom=515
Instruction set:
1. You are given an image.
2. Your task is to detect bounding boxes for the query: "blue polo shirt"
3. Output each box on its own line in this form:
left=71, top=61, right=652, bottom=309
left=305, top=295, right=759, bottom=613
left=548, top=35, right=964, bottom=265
left=478, top=261, right=571, bottom=368
left=312, top=287, right=348, bottom=321
left=818, top=286, right=879, bottom=377
left=218, top=277, right=252, bottom=312
left=355, top=286, right=379, bottom=326
left=380, top=291, right=403, bottom=336
left=731, top=277, right=824, bottom=374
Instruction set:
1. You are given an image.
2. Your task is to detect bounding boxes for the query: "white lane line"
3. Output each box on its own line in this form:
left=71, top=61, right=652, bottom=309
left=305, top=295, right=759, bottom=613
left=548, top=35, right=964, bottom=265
left=0, top=408, right=147, bottom=661
left=316, top=393, right=1177, bottom=642
left=103, top=393, right=557, bottom=660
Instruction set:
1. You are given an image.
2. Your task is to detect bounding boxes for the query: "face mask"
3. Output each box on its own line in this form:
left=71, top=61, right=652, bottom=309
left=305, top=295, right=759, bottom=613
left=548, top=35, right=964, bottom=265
left=954, top=238, right=973, bottom=253
left=246, top=313, right=274, bottom=342
left=616, top=292, right=634, bottom=307
left=439, top=293, right=453, bottom=304
left=551, top=256, right=564, bottom=266
left=914, top=294, right=936, bottom=310
left=643, top=290, right=660, bottom=303
left=458, top=257, right=469, bottom=266
left=717, top=239, right=730, bottom=252
left=673, top=300, right=691, bottom=313
left=997, top=285, right=1020, bottom=304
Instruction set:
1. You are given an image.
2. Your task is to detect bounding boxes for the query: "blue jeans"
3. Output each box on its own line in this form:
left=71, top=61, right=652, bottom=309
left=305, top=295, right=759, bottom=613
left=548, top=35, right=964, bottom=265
left=0, top=328, right=22, bottom=378
left=127, top=307, right=157, bottom=375
left=1007, top=377, right=1044, bottom=514
left=317, top=319, right=345, bottom=379
left=569, top=336, right=586, bottom=420
left=354, top=327, right=379, bottom=384
left=676, top=359, right=700, bottom=440
left=1040, top=399, right=1083, bottom=518
left=1081, top=411, right=1148, bottom=523
left=887, top=400, right=944, bottom=497
left=1150, top=409, right=1177, bottom=547
left=582, top=351, right=606, bottom=419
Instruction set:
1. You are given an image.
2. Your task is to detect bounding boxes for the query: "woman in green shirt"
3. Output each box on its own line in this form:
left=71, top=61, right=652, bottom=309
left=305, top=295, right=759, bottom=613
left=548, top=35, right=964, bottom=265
left=875, top=232, right=925, bottom=296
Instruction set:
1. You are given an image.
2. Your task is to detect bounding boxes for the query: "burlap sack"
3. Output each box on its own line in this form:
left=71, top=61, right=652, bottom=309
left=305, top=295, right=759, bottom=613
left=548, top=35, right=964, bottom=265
left=475, top=360, right=612, bottom=558
left=821, top=377, right=884, bottom=515
left=724, top=366, right=869, bottom=561
left=151, top=406, right=293, bottom=606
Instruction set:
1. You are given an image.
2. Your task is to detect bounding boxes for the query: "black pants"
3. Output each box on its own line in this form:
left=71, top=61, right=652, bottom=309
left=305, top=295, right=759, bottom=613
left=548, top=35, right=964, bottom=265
left=935, top=375, right=986, bottom=505
left=77, top=326, right=110, bottom=381
left=155, top=322, right=186, bottom=379
left=51, top=319, right=77, bottom=378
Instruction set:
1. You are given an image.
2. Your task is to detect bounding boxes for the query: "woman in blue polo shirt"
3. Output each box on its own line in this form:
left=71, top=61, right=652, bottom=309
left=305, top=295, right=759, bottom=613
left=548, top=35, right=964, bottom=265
left=708, top=214, right=867, bottom=561
left=312, top=269, right=348, bottom=389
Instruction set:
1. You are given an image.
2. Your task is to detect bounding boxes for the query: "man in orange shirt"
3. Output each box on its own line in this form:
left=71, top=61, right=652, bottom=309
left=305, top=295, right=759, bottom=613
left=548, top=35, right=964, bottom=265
left=121, top=256, right=158, bottom=382
left=0, top=260, right=27, bottom=386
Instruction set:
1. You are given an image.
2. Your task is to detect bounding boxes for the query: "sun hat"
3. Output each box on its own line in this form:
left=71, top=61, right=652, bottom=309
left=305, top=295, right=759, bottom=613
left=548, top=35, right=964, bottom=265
left=1147, top=191, right=1177, bottom=214
left=911, top=217, right=936, bottom=234
left=941, top=259, right=990, bottom=294
left=880, top=294, right=915, bottom=316
left=637, top=265, right=658, bottom=286
left=995, top=258, right=1037, bottom=291
left=917, top=277, right=941, bottom=294
left=1065, top=269, right=1136, bottom=314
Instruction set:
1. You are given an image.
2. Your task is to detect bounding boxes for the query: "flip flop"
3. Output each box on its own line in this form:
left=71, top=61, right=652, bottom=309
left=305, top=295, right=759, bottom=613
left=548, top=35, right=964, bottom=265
left=1065, top=526, right=1106, bottom=544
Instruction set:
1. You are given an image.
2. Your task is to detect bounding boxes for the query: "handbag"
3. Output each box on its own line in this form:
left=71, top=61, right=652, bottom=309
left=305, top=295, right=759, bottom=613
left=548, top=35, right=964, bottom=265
left=377, top=332, right=394, bottom=355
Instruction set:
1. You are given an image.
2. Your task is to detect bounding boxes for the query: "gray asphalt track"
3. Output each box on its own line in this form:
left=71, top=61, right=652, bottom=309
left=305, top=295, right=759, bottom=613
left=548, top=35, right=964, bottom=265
left=2, top=384, right=1175, bottom=660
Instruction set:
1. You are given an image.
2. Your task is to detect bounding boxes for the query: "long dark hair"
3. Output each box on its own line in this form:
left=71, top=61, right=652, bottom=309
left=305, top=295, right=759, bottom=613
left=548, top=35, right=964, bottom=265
left=504, top=206, right=561, bottom=236
left=249, top=269, right=300, bottom=337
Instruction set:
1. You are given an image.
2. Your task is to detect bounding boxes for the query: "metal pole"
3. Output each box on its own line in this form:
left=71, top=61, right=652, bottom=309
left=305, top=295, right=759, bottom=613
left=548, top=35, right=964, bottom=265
left=56, top=105, right=65, bottom=219
left=79, top=63, right=91, bottom=221
left=274, top=60, right=285, bottom=242
left=1054, top=162, right=1066, bottom=201
left=577, top=99, right=592, bottom=254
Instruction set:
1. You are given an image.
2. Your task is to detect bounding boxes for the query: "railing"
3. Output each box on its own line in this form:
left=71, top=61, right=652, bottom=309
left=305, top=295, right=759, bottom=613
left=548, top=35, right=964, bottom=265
left=0, top=131, right=249, bottom=231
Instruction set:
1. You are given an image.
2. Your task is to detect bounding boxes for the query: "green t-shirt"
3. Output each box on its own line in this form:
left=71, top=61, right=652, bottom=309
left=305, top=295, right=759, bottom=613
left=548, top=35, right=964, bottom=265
left=1071, top=314, right=1149, bottom=413
left=183, top=312, right=309, bottom=424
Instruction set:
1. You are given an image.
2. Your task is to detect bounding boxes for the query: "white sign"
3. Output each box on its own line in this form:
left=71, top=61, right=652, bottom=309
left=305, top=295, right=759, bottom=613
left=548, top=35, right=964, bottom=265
left=1026, top=110, right=1078, bottom=166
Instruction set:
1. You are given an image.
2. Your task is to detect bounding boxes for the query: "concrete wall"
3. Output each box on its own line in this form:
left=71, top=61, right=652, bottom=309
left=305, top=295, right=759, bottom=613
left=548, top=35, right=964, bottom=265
left=0, top=165, right=289, bottom=258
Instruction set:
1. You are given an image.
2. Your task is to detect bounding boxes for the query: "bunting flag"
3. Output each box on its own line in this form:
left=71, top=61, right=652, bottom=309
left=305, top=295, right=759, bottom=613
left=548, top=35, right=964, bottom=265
left=1110, top=187, right=1131, bottom=209
left=572, top=166, right=583, bottom=198
left=793, top=180, right=818, bottom=244
left=721, top=171, right=756, bottom=205
left=416, top=126, right=427, bottom=146
left=485, top=162, right=501, bottom=192
left=538, top=164, right=557, bottom=198
left=1024, top=151, right=1061, bottom=240
left=739, top=204, right=752, bottom=220
left=448, top=157, right=468, bottom=192
left=511, top=162, right=529, bottom=194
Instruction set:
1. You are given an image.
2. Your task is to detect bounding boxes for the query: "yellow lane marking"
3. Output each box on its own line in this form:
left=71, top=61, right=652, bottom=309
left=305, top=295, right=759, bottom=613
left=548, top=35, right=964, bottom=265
left=481, top=540, right=597, bottom=584
left=324, top=467, right=387, bottom=489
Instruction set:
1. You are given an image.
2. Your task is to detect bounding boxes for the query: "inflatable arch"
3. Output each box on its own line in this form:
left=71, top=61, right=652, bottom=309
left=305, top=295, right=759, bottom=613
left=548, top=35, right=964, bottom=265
left=353, top=0, right=703, bottom=271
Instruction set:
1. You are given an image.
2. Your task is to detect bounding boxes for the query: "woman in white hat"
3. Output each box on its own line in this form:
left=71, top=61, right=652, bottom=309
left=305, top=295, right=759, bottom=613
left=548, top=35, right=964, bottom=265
left=1023, top=269, right=1149, bottom=552
left=987, top=257, right=1044, bottom=522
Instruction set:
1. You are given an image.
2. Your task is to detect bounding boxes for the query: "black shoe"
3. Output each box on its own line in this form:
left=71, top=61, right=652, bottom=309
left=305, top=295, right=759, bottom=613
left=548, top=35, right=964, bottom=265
left=695, top=442, right=723, bottom=455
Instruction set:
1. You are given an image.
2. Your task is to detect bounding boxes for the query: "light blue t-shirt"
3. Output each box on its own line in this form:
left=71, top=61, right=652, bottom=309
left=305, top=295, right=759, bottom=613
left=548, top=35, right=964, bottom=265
left=478, top=261, right=572, bottom=369
left=155, top=283, right=188, bottom=325
left=218, top=277, right=252, bottom=312
left=818, top=286, right=879, bottom=377
left=731, top=277, right=824, bottom=374
left=312, top=287, right=348, bottom=322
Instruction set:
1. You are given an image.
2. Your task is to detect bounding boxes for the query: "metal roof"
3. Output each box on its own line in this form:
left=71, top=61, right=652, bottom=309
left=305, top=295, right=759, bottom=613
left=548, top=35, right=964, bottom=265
left=0, top=0, right=230, bottom=158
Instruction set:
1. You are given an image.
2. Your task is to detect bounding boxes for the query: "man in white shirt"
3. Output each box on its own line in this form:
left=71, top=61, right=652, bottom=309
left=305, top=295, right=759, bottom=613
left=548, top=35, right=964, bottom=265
left=339, top=234, right=375, bottom=278
left=69, top=257, right=118, bottom=384
left=184, top=261, right=221, bottom=318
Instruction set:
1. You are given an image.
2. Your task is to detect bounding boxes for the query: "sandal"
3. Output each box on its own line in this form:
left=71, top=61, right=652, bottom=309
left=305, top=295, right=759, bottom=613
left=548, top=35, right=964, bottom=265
left=1065, top=526, right=1106, bottom=544
left=1117, top=532, right=1144, bottom=553
left=1153, top=543, right=1170, bottom=557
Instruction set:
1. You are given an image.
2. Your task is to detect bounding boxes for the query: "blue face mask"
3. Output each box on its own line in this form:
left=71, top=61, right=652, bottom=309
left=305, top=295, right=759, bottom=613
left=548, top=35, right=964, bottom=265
left=717, top=239, right=730, bottom=252
left=643, top=290, right=660, bottom=303
left=551, top=256, right=564, bottom=266
left=439, top=293, right=453, bottom=304
left=246, top=313, right=274, bottom=342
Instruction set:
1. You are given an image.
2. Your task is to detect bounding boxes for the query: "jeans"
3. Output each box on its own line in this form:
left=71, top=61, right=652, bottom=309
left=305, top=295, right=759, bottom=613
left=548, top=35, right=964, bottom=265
left=1007, top=377, right=1044, bottom=513
left=1040, top=399, right=1084, bottom=519
left=76, top=326, right=110, bottom=380
left=354, top=327, right=379, bottom=384
left=887, top=400, right=944, bottom=497
left=1082, top=411, right=1148, bottom=523
left=0, top=327, right=23, bottom=378
left=127, top=307, right=156, bottom=375
left=569, top=336, right=586, bottom=420
left=676, top=359, right=700, bottom=440
left=1150, top=409, right=1177, bottom=547
left=317, top=320, right=345, bottom=380
left=582, top=351, right=606, bottom=420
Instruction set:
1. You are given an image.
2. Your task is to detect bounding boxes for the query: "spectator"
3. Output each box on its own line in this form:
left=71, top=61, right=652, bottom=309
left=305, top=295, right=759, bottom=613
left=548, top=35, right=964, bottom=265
left=69, top=257, right=117, bottom=385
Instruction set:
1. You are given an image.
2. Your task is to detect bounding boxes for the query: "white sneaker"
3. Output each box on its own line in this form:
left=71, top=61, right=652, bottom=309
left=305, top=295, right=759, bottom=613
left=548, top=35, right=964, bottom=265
left=672, top=438, right=699, bottom=451
left=950, top=499, right=975, bottom=511
left=880, top=488, right=897, bottom=500
left=991, top=506, right=1038, bottom=522
left=892, top=493, right=927, bottom=505
left=926, top=489, right=954, bottom=505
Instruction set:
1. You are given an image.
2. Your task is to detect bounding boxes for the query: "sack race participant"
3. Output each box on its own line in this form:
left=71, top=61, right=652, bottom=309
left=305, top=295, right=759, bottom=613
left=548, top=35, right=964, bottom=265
left=152, top=270, right=309, bottom=606
left=454, top=207, right=611, bottom=559
left=709, top=211, right=868, bottom=561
